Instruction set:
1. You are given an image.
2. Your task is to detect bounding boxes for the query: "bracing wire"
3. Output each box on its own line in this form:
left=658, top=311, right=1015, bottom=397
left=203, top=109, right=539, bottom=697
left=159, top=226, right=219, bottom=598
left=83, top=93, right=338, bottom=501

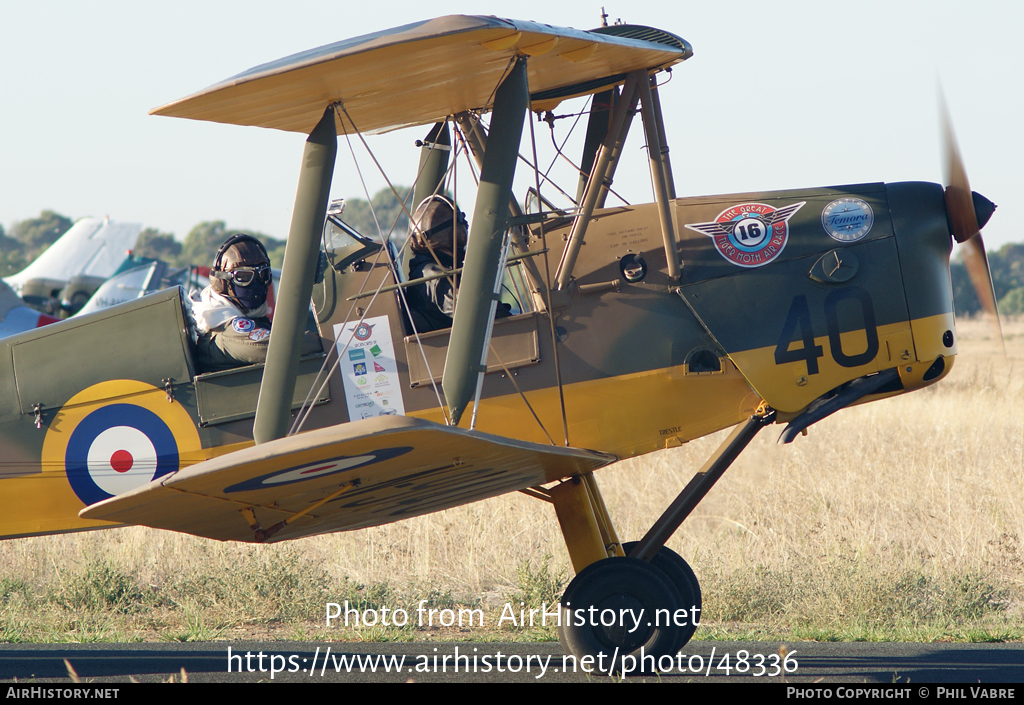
left=289, top=107, right=456, bottom=435
left=528, top=94, right=570, bottom=447
left=296, top=58, right=552, bottom=436
left=543, top=97, right=590, bottom=181
left=544, top=99, right=631, bottom=208
left=305, top=109, right=454, bottom=429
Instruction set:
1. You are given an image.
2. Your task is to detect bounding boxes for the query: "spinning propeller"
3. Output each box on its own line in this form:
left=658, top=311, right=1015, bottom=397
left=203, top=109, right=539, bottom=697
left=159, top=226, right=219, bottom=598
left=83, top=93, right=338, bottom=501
left=941, top=96, right=1002, bottom=353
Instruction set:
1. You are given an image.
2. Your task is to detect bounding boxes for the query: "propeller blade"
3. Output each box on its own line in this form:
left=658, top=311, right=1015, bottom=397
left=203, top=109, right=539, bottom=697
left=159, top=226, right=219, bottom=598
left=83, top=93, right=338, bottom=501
left=940, top=96, right=978, bottom=244
left=960, top=233, right=1005, bottom=355
left=940, top=92, right=1004, bottom=356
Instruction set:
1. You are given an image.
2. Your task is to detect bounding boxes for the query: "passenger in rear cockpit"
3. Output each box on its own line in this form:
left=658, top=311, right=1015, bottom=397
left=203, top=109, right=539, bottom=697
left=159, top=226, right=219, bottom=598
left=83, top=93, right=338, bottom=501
left=190, top=234, right=275, bottom=371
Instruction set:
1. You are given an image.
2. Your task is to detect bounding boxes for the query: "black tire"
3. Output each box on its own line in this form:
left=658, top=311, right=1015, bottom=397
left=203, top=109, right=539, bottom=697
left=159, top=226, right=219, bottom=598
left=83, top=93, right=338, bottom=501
left=557, top=557, right=682, bottom=675
left=622, top=541, right=702, bottom=650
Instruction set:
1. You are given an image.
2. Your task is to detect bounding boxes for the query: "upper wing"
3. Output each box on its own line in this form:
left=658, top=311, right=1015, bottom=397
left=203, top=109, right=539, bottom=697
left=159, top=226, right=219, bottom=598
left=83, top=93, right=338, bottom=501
left=151, top=15, right=691, bottom=135
left=80, top=415, right=616, bottom=542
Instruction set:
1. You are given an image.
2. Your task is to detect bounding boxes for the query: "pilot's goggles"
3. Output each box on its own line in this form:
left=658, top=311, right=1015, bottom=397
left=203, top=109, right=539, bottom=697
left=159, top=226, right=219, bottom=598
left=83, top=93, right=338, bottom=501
left=213, top=264, right=272, bottom=287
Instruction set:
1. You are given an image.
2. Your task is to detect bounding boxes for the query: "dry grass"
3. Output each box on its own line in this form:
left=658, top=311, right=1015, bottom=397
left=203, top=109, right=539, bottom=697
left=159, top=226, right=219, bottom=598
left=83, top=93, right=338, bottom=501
left=1, top=318, right=1021, bottom=643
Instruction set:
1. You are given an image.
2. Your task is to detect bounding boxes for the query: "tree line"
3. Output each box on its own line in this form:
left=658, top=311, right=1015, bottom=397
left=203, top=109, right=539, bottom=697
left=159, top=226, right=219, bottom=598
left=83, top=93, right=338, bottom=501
left=951, top=243, right=1024, bottom=316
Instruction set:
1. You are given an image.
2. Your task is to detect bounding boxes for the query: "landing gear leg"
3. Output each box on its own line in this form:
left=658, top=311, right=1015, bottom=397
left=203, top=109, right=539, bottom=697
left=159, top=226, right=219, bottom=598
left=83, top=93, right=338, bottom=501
left=554, top=411, right=774, bottom=673
left=628, top=411, right=775, bottom=562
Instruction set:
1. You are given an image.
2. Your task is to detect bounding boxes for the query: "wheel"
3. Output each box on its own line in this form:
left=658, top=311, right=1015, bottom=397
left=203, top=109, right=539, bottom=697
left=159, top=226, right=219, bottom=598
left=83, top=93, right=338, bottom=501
left=557, top=556, right=682, bottom=675
left=622, top=541, right=702, bottom=650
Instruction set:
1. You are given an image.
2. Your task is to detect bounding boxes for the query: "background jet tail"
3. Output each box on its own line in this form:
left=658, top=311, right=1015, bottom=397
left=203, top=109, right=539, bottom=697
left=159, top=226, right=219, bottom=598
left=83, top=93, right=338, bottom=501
left=3, top=217, right=142, bottom=294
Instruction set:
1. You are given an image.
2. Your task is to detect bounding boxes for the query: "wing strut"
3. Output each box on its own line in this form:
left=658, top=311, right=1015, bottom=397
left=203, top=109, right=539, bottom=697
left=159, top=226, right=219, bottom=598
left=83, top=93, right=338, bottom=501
left=254, top=106, right=337, bottom=443
left=442, top=57, right=530, bottom=426
left=648, top=77, right=676, bottom=200
left=555, top=69, right=680, bottom=289
left=638, top=74, right=680, bottom=281
left=411, top=122, right=452, bottom=210
left=554, top=70, right=642, bottom=290
left=575, top=89, right=615, bottom=205
left=454, top=112, right=547, bottom=303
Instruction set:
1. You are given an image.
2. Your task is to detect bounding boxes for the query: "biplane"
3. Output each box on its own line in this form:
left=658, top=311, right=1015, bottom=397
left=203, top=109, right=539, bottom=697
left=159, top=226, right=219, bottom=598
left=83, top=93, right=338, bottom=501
left=0, top=15, right=998, bottom=671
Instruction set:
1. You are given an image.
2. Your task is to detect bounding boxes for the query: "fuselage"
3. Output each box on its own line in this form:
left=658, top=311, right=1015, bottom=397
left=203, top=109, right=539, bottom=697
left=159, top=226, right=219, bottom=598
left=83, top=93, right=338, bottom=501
left=0, top=181, right=956, bottom=540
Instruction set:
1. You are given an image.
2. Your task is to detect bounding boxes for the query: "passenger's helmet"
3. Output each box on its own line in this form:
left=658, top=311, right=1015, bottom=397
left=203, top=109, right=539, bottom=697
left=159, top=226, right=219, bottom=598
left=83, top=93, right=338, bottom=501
left=409, top=195, right=468, bottom=255
left=210, top=234, right=272, bottom=314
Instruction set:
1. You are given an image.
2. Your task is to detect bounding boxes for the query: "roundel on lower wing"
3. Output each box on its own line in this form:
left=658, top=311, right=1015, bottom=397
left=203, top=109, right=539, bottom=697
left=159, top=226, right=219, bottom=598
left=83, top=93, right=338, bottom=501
left=65, top=404, right=179, bottom=506
left=223, top=446, right=413, bottom=494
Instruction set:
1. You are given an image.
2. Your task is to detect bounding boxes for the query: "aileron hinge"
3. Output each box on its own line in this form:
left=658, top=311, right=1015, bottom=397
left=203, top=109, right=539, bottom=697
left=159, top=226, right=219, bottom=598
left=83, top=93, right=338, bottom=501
left=33, top=403, right=43, bottom=429
left=163, top=378, right=174, bottom=402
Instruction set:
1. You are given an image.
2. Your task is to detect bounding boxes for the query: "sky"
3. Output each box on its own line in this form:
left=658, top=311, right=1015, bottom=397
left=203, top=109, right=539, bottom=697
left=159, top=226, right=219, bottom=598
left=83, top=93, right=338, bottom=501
left=2, top=0, right=1021, bottom=251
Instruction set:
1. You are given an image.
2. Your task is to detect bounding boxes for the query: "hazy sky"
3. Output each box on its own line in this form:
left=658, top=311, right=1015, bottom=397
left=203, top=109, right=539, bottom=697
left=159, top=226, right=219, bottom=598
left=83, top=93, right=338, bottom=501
left=2, top=1, right=1020, bottom=250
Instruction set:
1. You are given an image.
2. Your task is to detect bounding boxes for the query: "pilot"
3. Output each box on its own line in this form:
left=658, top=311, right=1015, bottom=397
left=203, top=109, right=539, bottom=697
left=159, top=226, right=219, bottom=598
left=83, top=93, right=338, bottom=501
left=405, top=195, right=510, bottom=333
left=406, top=195, right=467, bottom=333
left=190, top=233, right=276, bottom=371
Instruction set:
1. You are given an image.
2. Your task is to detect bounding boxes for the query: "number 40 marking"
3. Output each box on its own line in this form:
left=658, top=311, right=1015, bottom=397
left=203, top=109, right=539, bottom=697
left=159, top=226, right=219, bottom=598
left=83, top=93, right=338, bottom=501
left=774, top=287, right=879, bottom=375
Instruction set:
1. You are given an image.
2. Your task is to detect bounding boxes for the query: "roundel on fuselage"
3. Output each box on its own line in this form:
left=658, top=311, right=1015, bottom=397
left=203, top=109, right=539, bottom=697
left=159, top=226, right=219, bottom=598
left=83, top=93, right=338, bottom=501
left=42, top=380, right=203, bottom=507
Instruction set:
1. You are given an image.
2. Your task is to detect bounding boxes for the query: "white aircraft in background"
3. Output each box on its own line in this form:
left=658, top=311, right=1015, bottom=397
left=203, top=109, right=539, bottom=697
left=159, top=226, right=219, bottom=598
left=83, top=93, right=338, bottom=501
left=4, top=216, right=142, bottom=296
left=0, top=216, right=142, bottom=336
left=0, top=282, right=59, bottom=337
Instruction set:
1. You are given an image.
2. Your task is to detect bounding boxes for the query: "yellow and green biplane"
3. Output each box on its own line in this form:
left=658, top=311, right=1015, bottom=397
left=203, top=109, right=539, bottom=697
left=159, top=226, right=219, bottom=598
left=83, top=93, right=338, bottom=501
left=0, top=15, right=998, bottom=671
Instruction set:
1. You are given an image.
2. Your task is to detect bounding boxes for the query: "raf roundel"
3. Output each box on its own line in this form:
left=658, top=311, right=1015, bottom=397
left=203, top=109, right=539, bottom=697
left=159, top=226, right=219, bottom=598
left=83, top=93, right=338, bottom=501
left=64, top=404, right=179, bottom=506
left=223, top=446, right=412, bottom=493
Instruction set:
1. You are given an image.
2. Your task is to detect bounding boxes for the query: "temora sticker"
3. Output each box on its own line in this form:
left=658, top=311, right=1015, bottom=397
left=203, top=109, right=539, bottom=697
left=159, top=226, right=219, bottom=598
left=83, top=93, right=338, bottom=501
left=685, top=202, right=805, bottom=268
left=821, top=198, right=874, bottom=242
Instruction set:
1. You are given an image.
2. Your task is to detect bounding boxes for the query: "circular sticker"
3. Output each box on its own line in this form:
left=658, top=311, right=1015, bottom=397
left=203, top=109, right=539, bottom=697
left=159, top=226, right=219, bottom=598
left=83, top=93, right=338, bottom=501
left=684, top=201, right=806, bottom=268
left=223, top=446, right=412, bottom=493
left=42, top=380, right=203, bottom=507
left=232, top=317, right=255, bottom=333
left=354, top=322, right=375, bottom=341
left=822, top=198, right=874, bottom=242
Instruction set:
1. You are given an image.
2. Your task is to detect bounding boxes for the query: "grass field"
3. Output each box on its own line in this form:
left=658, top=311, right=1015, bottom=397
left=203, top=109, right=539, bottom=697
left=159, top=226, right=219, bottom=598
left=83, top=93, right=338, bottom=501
left=1, top=318, right=1020, bottom=644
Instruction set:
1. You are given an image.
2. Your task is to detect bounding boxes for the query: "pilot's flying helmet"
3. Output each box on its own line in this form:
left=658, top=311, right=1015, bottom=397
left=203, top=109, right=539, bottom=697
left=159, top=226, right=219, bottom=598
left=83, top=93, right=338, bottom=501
left=409, top=195, right=468, bottom=255
left=210, top=233, right=272, bottom=314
